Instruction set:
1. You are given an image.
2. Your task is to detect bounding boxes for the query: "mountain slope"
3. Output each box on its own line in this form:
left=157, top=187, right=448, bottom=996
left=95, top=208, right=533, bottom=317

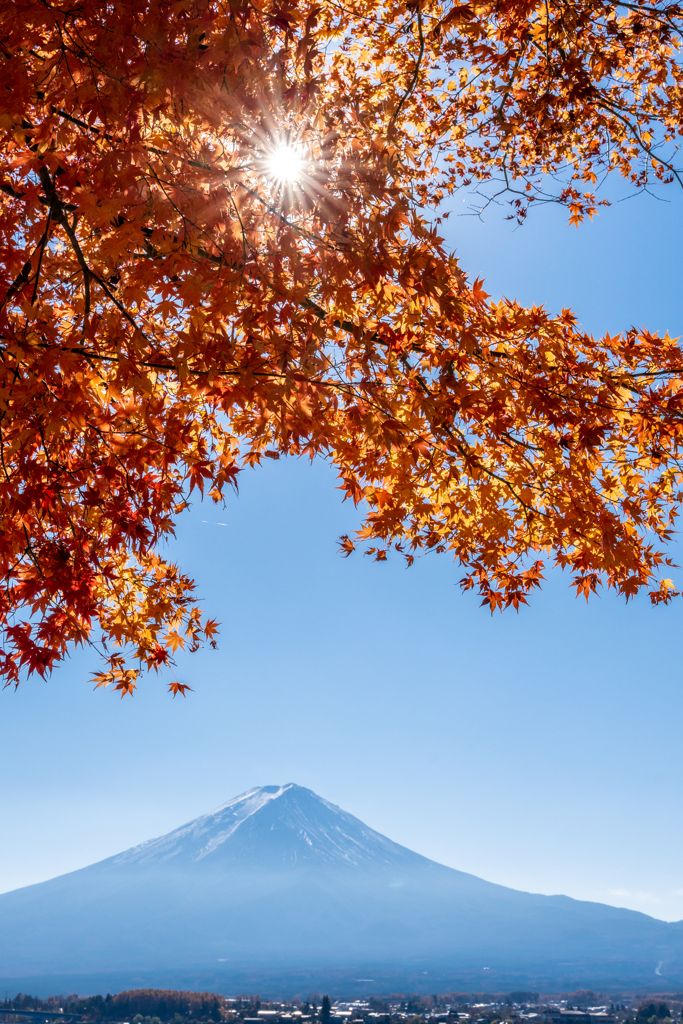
left=2, top=783, right=683, bottom=992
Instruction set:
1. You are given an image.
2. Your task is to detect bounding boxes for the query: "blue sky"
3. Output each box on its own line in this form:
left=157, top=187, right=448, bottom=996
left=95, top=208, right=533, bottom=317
left=2, top=178, right=683, bottom=923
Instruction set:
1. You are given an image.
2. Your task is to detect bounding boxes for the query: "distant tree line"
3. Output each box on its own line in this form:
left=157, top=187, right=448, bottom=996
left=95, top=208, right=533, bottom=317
left=1, top=990, right=223, bottom=1021
left=634, top=1004, right=678, bottom=1024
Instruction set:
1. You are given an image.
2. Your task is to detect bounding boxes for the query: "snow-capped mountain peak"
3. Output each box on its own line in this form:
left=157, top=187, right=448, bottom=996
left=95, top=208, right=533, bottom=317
left=111, top=783, right=428, bottom=872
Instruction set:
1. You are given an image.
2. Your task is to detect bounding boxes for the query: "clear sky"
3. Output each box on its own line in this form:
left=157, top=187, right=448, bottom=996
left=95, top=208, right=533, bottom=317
left=2, top=176, right=683, bottom=923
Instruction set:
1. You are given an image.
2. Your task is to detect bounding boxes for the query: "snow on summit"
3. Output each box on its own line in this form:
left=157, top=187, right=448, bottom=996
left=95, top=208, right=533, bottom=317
left=114, top=784, right=292, bottom=865
left=112, top=783, right=428, bottom=870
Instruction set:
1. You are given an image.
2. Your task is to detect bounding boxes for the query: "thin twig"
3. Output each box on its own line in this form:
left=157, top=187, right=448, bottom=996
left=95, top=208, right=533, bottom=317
left=388, top=9, right=424, bottom=140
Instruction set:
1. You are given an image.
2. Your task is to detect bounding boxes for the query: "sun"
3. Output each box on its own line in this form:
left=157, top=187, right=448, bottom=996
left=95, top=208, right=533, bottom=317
left=265, top=144, right=304, bottom=184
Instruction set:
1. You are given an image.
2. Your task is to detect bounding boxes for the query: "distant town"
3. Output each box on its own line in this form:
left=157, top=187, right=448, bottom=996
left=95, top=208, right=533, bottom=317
left=1, top=989, right=682, bottom=1024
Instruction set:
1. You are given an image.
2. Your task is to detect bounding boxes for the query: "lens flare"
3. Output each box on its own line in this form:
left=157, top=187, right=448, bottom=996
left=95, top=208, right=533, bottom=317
left=266, top=144, right=304, bottom=184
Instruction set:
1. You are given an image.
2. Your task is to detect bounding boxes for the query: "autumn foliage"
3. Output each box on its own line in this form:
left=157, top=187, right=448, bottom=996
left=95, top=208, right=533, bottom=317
left=2, top=0, right=683, bottom=692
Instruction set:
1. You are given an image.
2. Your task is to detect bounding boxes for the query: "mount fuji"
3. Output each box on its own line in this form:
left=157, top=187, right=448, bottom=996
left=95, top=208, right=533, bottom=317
left=2, top=783, right=683, bottom=995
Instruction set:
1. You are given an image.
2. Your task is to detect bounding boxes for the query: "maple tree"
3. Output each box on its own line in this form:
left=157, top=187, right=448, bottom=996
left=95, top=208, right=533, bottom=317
left=2, top=0, right=683, bottom=695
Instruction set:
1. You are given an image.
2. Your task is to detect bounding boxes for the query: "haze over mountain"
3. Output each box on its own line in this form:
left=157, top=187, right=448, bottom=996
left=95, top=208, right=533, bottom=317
left=2, top=783, right=683, bottom=996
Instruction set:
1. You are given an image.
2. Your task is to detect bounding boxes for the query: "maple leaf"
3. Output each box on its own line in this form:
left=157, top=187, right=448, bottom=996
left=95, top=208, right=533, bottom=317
left=168, top=681, right=194, bottom=697
left=338, top=535, right=356, bottom=557
left=471, top=278, right=490, bottom=304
